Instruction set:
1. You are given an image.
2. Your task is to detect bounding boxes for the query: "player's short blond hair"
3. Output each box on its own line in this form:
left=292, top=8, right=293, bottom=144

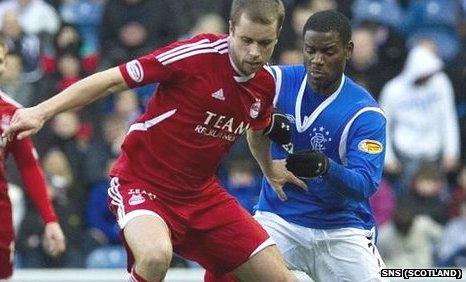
left=230, top=0, right=285, bottom=35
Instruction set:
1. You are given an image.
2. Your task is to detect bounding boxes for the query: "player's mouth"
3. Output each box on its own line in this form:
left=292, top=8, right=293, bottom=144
left=245, top=61, right=262, bottom=68
left=309, top=70, right=326, bottom=80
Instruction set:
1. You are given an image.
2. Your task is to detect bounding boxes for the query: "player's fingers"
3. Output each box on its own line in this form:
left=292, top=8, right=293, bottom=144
left=273, top=186, right=287, bottom=201
left=17, top=129, right=36, bottom=140
left=288, top=174, right=308, bottom=191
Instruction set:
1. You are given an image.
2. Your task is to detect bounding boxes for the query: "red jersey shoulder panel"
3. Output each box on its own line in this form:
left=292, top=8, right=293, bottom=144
left=119, top=33, right=229, bottom=88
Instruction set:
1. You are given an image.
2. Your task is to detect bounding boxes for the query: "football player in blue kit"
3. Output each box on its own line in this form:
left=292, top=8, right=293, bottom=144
left=254, top=10, right=388, bottom=282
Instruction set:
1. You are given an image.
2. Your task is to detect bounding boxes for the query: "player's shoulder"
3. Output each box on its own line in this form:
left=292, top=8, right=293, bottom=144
left=0, top=91, right=22, bottom=111
left=269, top=64, right=306, bottom=80
left=344, top=75, right=378, bottom=103
left=154, top=33, right=229, bottom=68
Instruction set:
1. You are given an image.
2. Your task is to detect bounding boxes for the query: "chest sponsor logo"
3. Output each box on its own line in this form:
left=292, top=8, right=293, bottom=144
left=126, top=60, right=144, bottom=83
left=310, top=126, right=332, bottom=152
left=194, top=111, right=250, bottom=142
left=250, top=98, right=261, bottom=119
left=211, top=89, right=225, bottom=101
left=358, top=139, right=383, bottom=154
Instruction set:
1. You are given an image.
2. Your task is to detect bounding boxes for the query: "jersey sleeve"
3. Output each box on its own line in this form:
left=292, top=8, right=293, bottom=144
left=11, top=137, right=57, bottom=223
left=119, top=34, right=227, bottom=88
left=325, top=110, right=386, bottom=200
left=249, top=70, right=277, bottom=131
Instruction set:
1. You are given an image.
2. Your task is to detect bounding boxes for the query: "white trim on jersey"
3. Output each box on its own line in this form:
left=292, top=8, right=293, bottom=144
left=161, top=47, right=228, bottom=66
left=156, top=38, right=228, bottom=65
left=339, top=107, right=386, bottom=165
left=270, top=66, right=282, bottom=107
left=0, top=91, right=23, bottom=108
left=295, top=74, right=345, bottom=133
left=156, top=39, right=210, bottom=60
left=157, top=38, right=227, bottom=62
left=127, top=109, right=177, bottom=134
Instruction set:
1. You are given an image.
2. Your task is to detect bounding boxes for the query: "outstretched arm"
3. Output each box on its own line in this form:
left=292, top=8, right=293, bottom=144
left=4, top=67, right=127, bottom=140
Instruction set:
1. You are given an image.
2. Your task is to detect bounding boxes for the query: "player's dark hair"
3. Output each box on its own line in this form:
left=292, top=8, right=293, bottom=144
left=303, top=10, right=351, bottom=44
left=230, top=0, right=285, bottom=34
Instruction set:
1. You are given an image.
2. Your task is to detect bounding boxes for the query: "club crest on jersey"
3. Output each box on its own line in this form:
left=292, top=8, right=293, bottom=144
left=250, top=99, right=261, bottom=119
left=126, top=60, right=144, bottom=82
left=129, top=193, right=145, bottom=205
left=358, top=139, right=383, bottom=154
left=309, top=126, right=332, bottom=152
left=0, top=115, right=10, bottom=148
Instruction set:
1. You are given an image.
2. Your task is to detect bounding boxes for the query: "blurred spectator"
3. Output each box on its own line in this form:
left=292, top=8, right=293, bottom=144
left=0, top=52, right=32, bottom=106
left=222, top=158, right=261, bottom=214
left=380, top=42, right=460, bottom=194
left=187, top=13, right=226, bottom=37
left=449, top=166, right=466, bottom=218
left=0, top=0, right=60, bottom=37
left=99, top=0, right=183, bottom=69
left=42, top=24, right=99, bottom=75
left=437, top=198, right=466, bottom=267
left=82, top=115, right=126, bottom=186
left=346, top=23, right=397, bottom=98
left=113, top=89, right=141, bottom=126
left=275, top=0, right=336, bottom=61
left=378, top=201, right=443, bottom=268
left=1, top=10, right=42, bottom=83
left=369, top=179, right=396, bottom=227
left=59, top=0, right=105, bottom=55
left=86, top=157, right=119, bottom=247
left=16, top=149, right=83, bottom=267
left=403, top=163, right=449, bottom=225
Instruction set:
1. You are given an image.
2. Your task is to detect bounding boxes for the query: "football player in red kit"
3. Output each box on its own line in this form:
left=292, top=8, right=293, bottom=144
left=4, top=1, right=306, bottom=281
left=0, top=38, right=66, bottom=279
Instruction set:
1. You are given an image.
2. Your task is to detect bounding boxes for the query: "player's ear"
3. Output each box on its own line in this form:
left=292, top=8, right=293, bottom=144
left=345, top=40, right=354, bottom=60
left=229, top=20, right=235, bottom=36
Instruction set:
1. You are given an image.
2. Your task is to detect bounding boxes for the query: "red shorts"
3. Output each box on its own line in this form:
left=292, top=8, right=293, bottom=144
left=0, top=194, right=14, bottom=279
left=108, top=176, right=273, bottom=275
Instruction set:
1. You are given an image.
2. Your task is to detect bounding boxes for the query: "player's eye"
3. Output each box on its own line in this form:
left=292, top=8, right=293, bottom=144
left=241, top=37, right=253, bottom=44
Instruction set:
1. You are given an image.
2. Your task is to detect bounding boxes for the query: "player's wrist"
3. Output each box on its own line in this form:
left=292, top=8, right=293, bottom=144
left=285, top=150, right=329, bottom=178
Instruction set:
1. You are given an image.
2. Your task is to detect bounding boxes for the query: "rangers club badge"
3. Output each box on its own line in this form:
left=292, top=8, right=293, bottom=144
left=250, top=99, right=261, bottom=119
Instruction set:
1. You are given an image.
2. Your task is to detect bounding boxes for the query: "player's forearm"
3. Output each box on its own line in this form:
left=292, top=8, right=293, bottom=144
left=247, top=129, right=273, bottom=175
left=36, top=67, right=127, bottom=121
left=325, top=160, right=379, bottom=200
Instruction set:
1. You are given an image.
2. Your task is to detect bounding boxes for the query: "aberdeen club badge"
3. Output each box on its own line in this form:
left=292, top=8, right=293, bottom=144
left=250, top=99, right=261, bottom=119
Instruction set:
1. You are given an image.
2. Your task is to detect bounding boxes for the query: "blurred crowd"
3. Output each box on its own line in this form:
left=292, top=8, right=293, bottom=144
left=2, top=0, right=466, bottom=270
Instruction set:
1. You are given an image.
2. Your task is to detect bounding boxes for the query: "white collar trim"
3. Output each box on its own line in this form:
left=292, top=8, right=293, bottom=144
left=295, top=74, right=346, bottom=133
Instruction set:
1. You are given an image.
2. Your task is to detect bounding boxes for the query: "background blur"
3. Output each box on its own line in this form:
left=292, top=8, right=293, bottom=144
left=2, top=0, right=466, bottom=274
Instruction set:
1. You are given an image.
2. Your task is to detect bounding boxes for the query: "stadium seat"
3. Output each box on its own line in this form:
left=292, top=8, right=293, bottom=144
left=351, top=0, right=403, bottom=31
left=85, top=246, right=127, bottom=269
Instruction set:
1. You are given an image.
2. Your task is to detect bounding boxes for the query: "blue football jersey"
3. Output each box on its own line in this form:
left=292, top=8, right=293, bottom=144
left=257, top=65, right=386, bottom=230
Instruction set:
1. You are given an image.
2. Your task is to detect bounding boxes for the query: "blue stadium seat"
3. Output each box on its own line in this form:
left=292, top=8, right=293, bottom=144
left=85, top=246, right=127, bottom=269
left=351, top=0, right=403, bottom=30
left=404, top=0, right=458, bottom=31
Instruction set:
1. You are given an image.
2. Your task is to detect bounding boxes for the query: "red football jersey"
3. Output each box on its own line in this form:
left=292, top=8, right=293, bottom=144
left=0, top=93, right=56, bottom=223
left=111, top=33, right=276, bottom=194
